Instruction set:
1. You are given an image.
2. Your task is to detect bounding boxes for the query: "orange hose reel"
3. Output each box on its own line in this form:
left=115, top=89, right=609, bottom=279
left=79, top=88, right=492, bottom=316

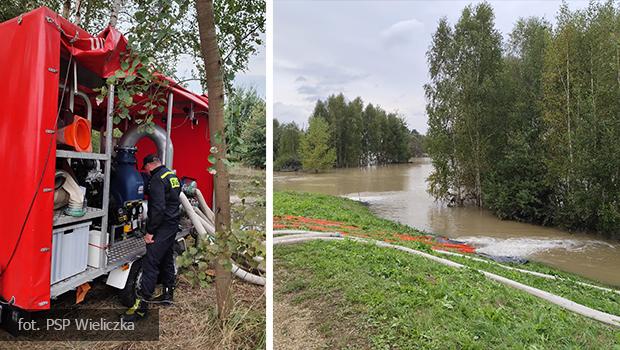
left=57, top=115, right=92, bottom=152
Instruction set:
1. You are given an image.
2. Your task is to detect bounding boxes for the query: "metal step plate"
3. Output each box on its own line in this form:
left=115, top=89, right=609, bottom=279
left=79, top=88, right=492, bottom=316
left=107, top=235, right=146, bottom=266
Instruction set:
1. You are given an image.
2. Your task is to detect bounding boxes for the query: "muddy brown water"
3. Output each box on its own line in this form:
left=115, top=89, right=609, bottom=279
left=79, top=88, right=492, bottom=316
left=275, top=158, right=620, bottom=287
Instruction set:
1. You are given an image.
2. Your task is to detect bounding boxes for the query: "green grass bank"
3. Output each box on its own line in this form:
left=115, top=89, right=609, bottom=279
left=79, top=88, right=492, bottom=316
left=274, top=191, right=620, bottom=349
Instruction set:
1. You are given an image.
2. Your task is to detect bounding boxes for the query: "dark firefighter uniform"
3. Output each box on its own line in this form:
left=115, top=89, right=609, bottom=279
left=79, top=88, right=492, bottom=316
left=123, top=156, right=181, bottom=321
left=141, top=164, right=181, bottom=298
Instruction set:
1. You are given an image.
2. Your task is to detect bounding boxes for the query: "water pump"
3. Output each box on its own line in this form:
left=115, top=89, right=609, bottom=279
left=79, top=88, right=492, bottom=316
left=110, top=146, right=146, bottom=240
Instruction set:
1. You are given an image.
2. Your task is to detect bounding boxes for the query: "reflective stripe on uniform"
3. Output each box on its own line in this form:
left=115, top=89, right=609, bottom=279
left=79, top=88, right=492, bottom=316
left=160, top=171, right=174, bottom=179
left=160, top=171, right=180, bottom=188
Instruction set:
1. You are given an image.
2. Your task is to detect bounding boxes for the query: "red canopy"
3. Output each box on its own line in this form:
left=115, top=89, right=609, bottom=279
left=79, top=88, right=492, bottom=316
left=53, top=12, right=209, bottom=111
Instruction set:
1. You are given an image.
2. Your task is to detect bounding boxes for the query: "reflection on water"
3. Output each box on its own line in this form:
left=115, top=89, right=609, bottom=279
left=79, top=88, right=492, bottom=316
left=275, top=158, right=620, bottom=287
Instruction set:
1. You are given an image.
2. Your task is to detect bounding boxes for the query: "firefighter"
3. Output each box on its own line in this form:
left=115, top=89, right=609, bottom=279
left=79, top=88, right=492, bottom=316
left=122, top=154, right=181, bottom=322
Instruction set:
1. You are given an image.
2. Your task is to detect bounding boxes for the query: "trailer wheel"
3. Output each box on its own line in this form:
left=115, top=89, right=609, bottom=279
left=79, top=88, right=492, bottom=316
left=118, top=258, right=143, bottom=308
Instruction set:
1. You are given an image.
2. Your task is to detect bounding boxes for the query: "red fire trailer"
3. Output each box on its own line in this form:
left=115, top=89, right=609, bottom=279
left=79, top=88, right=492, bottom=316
left=0, top=7, right=213, bottom=332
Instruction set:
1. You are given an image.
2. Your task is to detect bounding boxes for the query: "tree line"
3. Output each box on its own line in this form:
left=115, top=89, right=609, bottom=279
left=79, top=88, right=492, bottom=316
left=225, top=87, right=266, bottom=169
left=426, top=1, right=620, bottom=237
left=274, top=93, right=426, bottom=172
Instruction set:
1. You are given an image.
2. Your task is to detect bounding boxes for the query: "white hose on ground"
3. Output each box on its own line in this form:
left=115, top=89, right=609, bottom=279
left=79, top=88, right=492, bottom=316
left=232, top=261, right=266, bottom=285
left=435, top=249, right=620, bottom=296
left=273, top=230, right=620, bottom=328
left=180, top=192, right=265, bottom=286
left=274, top=230, right=322, bottom=236
left=195, top=189, right=215, bottom=223
left=277, top=232, right=342, bottom=240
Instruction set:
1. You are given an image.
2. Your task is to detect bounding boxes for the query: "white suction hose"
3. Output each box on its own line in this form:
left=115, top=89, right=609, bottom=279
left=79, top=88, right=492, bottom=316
left=194, top=206, right=210, bottom=223
left=195, top=189, right=215, bottom=223
left=193, top=207, right=216, bottom=234
left=56, top=170, right=85, bottom=216
left=435, top=249, right=620, bottom=295
left=179, top=192, right=265, bottom=286
left=232, top=261, right=266, bottom=285
left=274, top=231, right=620, bottom=328
left=180, top=192, right=208, bottom=238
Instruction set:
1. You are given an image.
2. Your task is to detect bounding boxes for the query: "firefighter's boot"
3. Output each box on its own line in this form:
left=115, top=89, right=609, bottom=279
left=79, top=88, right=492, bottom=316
left=121, top=298, right=148, bottom=322
left=151, top=286, right=174, bottom=306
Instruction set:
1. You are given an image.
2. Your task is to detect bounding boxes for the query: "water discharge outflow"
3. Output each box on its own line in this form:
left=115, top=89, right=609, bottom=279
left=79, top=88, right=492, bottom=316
left=458, top=236, right=615, bottom=258
left=275, top=158, right=620, bottom=287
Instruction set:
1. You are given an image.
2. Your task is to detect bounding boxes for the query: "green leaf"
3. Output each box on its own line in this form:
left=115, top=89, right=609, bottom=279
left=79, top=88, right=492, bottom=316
left=208, top=154, right=217, bottom=164
left=135, top=11, right=145, bottom=22
left=214, top=132, right=223, bottom=144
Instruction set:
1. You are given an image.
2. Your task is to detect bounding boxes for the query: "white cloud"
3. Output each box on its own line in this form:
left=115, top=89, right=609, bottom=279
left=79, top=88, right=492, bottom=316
left=274, top=102, right=312, bottom=128
left=380, top=18, right=424, bottom=47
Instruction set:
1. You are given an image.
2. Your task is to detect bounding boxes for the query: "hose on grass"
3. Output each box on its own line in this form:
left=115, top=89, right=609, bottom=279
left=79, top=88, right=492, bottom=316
left=274, top=230, right=620, bottom=328
left=434, top=249, right=620, bottom=296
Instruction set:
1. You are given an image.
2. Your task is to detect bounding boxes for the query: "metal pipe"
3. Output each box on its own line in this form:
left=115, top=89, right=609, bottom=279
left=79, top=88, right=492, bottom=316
left=189, top=102, right=194, bottom=122
left=60, top=83, right=92, bottom=122
left=74, top=91, right=92, bottom=122
left=118, top=124, right=173, bottom=165
left=73, top=61, right=78, bottom=94
left=164, top=92, right=173, bottom=168
left=99, top=84, right=114, bottom=266
left=69, top=87, right=75, bottom=113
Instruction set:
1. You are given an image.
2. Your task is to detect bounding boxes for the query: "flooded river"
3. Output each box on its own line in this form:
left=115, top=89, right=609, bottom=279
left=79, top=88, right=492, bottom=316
left=274, top=158, right=620, bottom=287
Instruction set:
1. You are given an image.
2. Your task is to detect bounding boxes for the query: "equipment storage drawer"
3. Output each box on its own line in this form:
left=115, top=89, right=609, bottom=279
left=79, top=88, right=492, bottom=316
left=51, top=221, right=91, bottom=284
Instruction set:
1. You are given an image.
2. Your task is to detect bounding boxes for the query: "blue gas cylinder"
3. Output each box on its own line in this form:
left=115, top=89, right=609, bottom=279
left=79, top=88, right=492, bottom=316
left=111, top=147, right=145, bottom=205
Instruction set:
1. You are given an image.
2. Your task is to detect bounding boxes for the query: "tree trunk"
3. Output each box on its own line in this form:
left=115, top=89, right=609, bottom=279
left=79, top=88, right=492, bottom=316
left=74, top=0, right=82, bottom=25
left=62, top=0, right=71, bottom=18
left=616, top=47, right=620, bottom=87
left=109, top=0, right=123, bottom=27
left=565, top=50, right=573, bottom=166
left=195, top=0, right=233, bottom=320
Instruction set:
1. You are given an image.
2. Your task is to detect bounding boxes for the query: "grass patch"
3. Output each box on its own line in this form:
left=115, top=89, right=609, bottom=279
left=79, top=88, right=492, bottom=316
left=276, top=239, right=619, bottom=349
left=274, top=191, right=428, bottom=244
left=436, top=253, right=620, bottom=316
left=275, top=191, right=620, bottom=348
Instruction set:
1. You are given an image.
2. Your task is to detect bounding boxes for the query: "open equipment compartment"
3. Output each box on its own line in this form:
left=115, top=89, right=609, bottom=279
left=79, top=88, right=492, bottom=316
left=0, top=7, right=214, bottom=335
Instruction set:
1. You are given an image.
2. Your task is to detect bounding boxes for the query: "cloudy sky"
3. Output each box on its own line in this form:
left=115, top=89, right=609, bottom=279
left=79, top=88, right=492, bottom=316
left=274, top=0, right=590, bottom=133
